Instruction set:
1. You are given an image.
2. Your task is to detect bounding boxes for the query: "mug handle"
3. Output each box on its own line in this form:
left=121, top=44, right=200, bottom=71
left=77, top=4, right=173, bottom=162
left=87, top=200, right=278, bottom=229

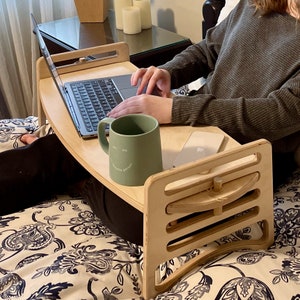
left=97, top=117, right=115, bottom=154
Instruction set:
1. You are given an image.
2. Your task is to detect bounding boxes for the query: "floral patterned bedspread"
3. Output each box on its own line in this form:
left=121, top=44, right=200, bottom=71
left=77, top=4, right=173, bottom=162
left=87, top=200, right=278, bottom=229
left=0, top=117, right=299, bottom=299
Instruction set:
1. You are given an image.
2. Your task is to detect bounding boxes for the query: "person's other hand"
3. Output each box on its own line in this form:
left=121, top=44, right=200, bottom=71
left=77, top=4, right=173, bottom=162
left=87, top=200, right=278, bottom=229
left=108, top=94, right=173, bottom=124
left=131, top=66, right=171, bottom=97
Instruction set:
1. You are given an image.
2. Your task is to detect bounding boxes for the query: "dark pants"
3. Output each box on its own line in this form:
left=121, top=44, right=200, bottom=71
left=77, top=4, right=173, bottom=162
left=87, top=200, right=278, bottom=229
left=83, top=177, right=143, bottom=245
left=0, top=134, right=143, bottom=245
left=272, top=152, right=297, bottom=190
left=0, top=134, right=296, bottom=246
left=0, top=134, right=89, bottom=213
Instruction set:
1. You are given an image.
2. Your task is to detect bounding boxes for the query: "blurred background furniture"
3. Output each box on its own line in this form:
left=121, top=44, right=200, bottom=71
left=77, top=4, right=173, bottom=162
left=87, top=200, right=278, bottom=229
left=37, top=11, right=192, bottom=67
left=202, top=0, right=225, bottom=37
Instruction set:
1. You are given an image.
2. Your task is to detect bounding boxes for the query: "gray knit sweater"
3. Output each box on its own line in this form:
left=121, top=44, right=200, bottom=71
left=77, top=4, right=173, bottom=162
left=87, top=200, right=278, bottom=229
left=160, top=0, right=300, bottom=151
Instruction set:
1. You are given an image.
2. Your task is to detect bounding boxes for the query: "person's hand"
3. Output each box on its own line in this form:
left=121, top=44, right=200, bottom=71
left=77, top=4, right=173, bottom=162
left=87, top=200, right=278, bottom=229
left=107, top=94, right=173, bottom=124
left=131, top=66, right=171, bottom=97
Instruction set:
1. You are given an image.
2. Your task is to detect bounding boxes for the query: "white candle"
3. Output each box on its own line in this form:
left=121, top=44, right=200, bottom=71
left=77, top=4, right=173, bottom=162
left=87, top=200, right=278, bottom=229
left=133, top=0, right=152, bottom=29
left=114, top=0, right=133, bottom=30
left=122, top=6, right=142, bottom=34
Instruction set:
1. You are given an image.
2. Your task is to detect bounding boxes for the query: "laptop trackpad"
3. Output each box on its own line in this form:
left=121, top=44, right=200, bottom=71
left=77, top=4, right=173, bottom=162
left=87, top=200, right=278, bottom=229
left=120, top=87, right=138, bottom=99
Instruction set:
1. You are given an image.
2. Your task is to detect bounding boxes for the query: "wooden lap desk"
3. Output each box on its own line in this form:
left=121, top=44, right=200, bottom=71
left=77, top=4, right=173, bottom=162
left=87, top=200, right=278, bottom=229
left=37, top=43, right=274, bottom=299
left=37, top=42, right=239, bottom=212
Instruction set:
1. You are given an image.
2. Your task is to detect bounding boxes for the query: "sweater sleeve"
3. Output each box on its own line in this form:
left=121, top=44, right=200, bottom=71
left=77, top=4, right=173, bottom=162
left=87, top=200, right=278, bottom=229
left=171, top=73, right=300, bottom=144
left=159, top=24, right=227, bottom=89
left=158, top=4, right=231, bottom=89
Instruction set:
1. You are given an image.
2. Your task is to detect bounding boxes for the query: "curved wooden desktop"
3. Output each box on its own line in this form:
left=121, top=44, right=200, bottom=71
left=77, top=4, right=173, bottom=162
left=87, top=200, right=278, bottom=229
left=37, top=43, right=273, bottom=299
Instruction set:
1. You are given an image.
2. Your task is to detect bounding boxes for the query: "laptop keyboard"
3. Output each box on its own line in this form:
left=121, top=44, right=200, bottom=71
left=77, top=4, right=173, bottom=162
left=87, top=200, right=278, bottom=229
left=70, top=79, right=122, bottom=132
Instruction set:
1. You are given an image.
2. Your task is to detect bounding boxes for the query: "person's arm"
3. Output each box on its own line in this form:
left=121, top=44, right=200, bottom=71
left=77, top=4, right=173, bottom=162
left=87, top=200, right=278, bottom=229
left=171, top=72, right=300, bottom=144
left=126, top=19, right=229, bottom=99
left=158, top=10, right=230, bottom=89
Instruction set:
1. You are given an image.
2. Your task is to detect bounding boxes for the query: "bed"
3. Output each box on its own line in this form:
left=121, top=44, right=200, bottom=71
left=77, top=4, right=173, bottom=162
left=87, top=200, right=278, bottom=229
left=0, top=1, right=300, bottom=299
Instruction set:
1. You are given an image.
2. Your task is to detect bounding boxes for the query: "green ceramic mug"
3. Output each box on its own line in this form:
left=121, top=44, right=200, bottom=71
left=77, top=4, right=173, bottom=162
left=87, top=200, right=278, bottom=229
left=98, top=114, right=163, bottom=186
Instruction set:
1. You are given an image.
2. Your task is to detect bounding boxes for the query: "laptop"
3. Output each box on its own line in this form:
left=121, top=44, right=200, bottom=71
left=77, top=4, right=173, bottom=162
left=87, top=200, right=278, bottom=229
left=31, top=14, right=138, bottom=139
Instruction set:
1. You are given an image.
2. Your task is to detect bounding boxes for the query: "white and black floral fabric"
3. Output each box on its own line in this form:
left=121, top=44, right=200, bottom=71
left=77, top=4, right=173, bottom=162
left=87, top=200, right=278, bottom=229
left=0, top=118, right=299, bottom=299
left=0, top=116, right=52, bottom=151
